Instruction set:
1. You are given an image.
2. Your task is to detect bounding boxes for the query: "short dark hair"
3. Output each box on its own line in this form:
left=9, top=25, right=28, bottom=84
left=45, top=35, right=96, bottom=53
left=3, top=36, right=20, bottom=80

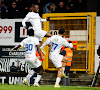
left=59, top=27, right=65, bottom=34
left=28, top=29, right=34, bottom=36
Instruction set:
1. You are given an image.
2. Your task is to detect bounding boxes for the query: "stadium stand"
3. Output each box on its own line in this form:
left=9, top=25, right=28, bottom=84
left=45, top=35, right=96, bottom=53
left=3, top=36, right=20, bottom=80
left=0, top=0, right=87, bottom=19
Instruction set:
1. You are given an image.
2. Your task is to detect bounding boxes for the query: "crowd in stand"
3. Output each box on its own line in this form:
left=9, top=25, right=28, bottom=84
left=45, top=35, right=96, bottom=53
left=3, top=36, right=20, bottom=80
left=0, top=0, right=87, bottom=19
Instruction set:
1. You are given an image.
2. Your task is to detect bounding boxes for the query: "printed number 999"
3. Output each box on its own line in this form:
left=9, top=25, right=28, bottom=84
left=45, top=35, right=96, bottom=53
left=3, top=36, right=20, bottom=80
left=0, top=26, right=12, bottom=33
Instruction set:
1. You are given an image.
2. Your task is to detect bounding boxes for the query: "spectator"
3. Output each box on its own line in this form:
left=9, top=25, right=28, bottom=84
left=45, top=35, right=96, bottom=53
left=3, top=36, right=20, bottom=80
left=55, top=1, right=66, bottom=13
left=8, top=1, right=20, bottom=19
left=47, top=3, right=56, bottom=13
left=29, top=5, right=33, bottom=12
left=65, top=0, right=75, bottom=12
left=20, top=5, right=29, bottom=18
left=65, top=5, right=71, bottom=13
left=10, top=62, right=17, bottom=72
left=43, top=0, right=51, bottom=14
left=75, top=0, right=87, bottom=12
left=15, top=0, right=21, bottom=7
left=0, top=1, right=8, bottom=19
left=0, top=0, right=5, bottom=5
left=5, top=0, right=14, bottom=8
left=19, top=0, right=29, bottom=18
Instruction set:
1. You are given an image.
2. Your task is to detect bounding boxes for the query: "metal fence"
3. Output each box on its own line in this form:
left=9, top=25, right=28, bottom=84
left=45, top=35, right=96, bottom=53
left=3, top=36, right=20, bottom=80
left=42, top=13, right=96, bottom=74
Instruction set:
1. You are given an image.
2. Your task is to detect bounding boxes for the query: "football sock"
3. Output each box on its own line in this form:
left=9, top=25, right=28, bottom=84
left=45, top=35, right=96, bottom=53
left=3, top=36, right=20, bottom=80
left=55, top=77, right=61, bottom=85
left=26, top=70, right=35, bottom=80
left=62, top=67, right=65, bottom=74
left=34, top=75, right=42, bottom=83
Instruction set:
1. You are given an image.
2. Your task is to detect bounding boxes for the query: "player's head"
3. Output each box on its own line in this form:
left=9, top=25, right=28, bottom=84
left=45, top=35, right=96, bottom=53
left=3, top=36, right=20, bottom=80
left=32, top=4, right=39, bottom=13
left=58, top=27, right=65, bottom=35
left=28, top=29, right=34, bottom=36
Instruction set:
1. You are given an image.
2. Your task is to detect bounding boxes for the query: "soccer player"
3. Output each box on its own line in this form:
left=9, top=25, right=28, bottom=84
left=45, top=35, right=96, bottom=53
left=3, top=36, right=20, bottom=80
left=22, top=4, right=52, bottom=46
left=40, top=27, right=73, bottom=88
left=10, top=29, right=43, bottom=87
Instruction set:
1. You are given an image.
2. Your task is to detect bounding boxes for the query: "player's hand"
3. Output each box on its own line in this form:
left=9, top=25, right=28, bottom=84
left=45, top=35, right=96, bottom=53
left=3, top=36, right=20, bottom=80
left=47, top=17, right=50, bottom=21
left=10, top=50, right=13, bottom=55
left=23, top=26, right=28, bottom=30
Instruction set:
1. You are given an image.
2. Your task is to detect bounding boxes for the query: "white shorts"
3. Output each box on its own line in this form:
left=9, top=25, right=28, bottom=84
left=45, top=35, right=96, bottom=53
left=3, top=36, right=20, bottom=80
left=49, top=54, right=63, bottom=68
left=34, top=29, right=47, bottom=41
left=25, top=57, right=42, bottom=68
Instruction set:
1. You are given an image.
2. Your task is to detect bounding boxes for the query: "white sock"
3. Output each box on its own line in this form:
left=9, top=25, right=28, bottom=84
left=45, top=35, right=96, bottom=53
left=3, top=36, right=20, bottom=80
left=55, top=77, right=61, bottom=85
left=62, top=67, right=65, bottom=74
left=34, top=75, right=42, bottom=83
left=40, top=38, right=50, bottom=48
left=26, top=70, right=35, bottom=80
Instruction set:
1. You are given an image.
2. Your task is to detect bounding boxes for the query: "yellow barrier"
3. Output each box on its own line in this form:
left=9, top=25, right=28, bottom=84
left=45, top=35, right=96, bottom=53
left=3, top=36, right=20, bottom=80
left=42, top=12, right=96, bottom=74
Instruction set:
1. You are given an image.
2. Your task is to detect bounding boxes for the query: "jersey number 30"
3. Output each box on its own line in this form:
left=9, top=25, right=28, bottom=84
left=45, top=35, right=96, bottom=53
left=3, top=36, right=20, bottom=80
left=26, top=44, right=33, bottom=51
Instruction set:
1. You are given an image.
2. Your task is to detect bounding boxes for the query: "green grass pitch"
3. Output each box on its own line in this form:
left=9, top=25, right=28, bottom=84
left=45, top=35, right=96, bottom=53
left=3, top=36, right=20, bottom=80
left=0, top=84, right=100, bottom=90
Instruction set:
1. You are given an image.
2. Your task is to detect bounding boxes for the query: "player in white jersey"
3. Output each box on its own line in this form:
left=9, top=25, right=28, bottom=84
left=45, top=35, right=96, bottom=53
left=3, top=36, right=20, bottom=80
left=22, top=4, right=52, bottom=44
left=41, top=27, right=73, bottom=88
left=10, top=29, right=43, bottom=87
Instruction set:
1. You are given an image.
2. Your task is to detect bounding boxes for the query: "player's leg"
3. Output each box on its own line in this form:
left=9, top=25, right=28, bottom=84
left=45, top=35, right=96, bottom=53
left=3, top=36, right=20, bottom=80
left=23, top=59, right=37, bottom=86
left=44, top=32, right=52, bottom=37
left=62, top=56, right=68, bottom=78
left=50, top=54, right=63, bottom=88
left=62, top=56, right=68, bottom=63
left=23, top=69, right=35, bottom=86
left=55, top=64, right=68, bottom=87
left=34, top=30, right=47, bottom=41
left=34, top=65, right=43, bottom=87
left=34, top=30, right=51, bottom=53
left=34, top=30, right=47, bottom=54
left=31, top=58, right=42, bottom=87
left=54, top=67, right=63, bottom=88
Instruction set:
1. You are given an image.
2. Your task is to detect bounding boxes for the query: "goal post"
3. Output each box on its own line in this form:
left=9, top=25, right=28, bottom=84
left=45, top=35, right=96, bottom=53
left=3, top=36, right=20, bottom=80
left=42, top=12, right=96, bottom=74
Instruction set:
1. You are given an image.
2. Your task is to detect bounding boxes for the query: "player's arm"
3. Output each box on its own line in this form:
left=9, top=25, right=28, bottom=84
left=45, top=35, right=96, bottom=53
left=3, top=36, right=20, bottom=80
left=40, top=37, right=51, bottom=49
left=68, top=41, right=73, bottom=48
left=22, top=13, right=30, bottom=28
left=40, top=18, right=47, bottom=22
left=40, top=17, right=50, bottom=22
left=63, top=40, right=73, bottom=49
left=36, top=45, right=42, bottom=60
left=10, top=39, right=25, bottom=54
left=68, top=41, right=75, bottom=49
left=10, top=45, right=21, bottom=54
